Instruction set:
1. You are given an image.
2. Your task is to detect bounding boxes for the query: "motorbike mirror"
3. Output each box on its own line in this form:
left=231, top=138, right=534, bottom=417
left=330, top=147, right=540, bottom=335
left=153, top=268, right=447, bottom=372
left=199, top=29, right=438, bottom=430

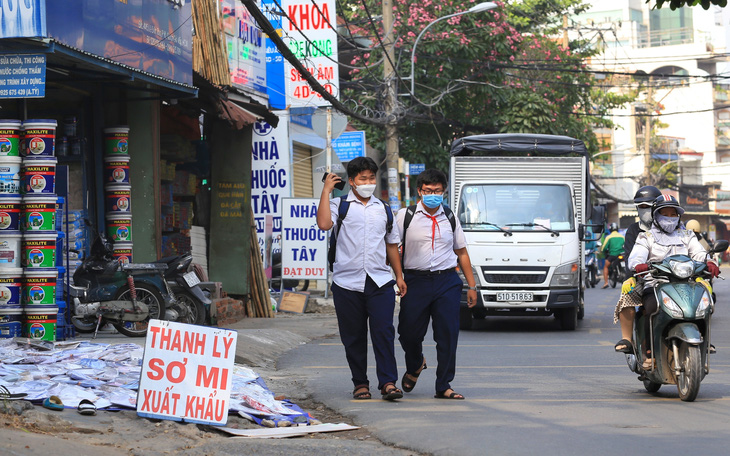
left=711, top=239, right=729, bottom=254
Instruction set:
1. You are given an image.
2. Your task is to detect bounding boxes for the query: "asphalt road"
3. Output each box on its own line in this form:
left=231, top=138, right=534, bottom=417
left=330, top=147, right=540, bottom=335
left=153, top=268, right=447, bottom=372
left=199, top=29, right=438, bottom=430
left=279, top=274, right=730, bottom=456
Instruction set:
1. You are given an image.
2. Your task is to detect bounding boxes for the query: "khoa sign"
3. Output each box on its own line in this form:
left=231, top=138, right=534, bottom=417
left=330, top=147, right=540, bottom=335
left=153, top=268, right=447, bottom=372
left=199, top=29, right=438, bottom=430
left=280, top=0, right=339, bottom=107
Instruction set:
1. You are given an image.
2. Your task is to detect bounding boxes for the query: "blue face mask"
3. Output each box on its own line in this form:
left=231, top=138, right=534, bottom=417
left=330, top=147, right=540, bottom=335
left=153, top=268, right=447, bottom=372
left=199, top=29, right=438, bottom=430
left=422, top=194, right=443, bottom=209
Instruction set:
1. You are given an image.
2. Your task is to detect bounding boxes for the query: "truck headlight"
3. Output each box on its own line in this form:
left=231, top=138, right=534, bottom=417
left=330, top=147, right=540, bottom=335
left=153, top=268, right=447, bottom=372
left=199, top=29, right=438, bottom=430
left=696, top=292, right=711, bottom=318
left=550, top=262, right=579, bottom=287
left=661, top=291, right=684, bottom=318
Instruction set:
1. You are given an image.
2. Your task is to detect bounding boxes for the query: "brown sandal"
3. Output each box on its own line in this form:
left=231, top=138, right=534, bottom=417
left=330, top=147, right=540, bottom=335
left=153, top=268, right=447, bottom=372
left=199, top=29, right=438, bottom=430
left=402, top=358, right=427, bottom=392
left=381, top=382, right=403, bottom=401
left=353, top=384, right=371, bottom=400
left=435, top=389, right=465, bottom=400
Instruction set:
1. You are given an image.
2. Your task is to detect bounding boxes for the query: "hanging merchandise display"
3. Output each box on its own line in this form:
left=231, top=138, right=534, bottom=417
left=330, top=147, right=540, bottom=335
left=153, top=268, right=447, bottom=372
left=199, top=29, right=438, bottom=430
left=21, top=157, right=57, bottom=195
left=0, top=120, right=22, bottom=156
left=0, top=197, right=21, bottom=231
left=103, top=126, right=130, bottom=155
left=21, top=120, right=57, bottom=157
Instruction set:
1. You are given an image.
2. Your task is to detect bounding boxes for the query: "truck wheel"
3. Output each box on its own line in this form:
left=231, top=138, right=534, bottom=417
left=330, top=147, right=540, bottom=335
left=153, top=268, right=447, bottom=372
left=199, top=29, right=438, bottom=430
left=459, top=307, right=473, bottom=330
left=558, top=307, right=578, bottom=331
left=578, top=299, right=585, bottom=320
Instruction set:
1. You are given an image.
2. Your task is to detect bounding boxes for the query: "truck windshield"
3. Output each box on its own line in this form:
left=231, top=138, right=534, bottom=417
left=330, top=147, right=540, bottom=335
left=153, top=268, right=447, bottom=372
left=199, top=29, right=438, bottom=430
left=457, top=184, right=574, bottom=232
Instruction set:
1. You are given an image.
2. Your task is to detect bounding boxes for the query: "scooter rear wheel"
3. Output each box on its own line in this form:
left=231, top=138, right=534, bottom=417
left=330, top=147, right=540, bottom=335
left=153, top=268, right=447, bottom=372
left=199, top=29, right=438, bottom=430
left=111, top=283, right=166, bottom=337
left=173, top=288, right=207, bottom=326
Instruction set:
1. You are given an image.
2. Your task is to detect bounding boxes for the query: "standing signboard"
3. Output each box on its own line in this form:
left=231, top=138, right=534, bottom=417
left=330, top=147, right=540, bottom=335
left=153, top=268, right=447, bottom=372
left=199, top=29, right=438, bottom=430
left=280, top=198, right=327, bottom=280
left=137, top=320, right=237, bottom=425
left=280, top=0, right=339, bottom=107
left=251, top=114, right=291, bottom=258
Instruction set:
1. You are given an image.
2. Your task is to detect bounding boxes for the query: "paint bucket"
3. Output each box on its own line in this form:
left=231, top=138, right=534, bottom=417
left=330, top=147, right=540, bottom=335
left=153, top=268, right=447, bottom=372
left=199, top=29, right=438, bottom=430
left=106, top=213, right=132, bottom=242
left=0, top=232, right=22, bottom=269
left=0, top=156, right=22, bottom=195
left=0, top=268, right=22, bottom=308
left=22, top=119, right=57, bottom=157
left=0, top=120, right=22, bottom=157
left=21, top=196, right=56, bottom=231
left=104, top=155, right=131, bottom=184
left=0, top=197, right=21, bottom=231
left=104, top=126, right=129, bottom=155
left=112, top=241, right=133, bottom=265
left=105, top=183, right=131, bottom=212
left=0, top=307, right=22, bottom=338
left=22, top=157, right=57, bottom=195
left=22, top=269, right=57, bottom=306
left=22, top=232, right=57, bottom=269
left=24, top=306, right=57, bottom=341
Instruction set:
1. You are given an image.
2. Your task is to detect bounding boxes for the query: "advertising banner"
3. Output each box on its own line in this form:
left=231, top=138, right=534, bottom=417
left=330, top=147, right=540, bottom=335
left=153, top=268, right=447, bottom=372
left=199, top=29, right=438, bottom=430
left=281, top=198, right=327, bottom=280
left=137, top=320, right=237, bottom=425
left=46, top=0, right=192, bottom=86
left=279, top=0, right=339, bottom=107
left=221, top=0, right=267, bottom=95
left=0, top=0, right=46, bottom=39
left=262, top=0, right=286, bottom=109
left=0, top=54, right=45, bottom=98
left=252, top=113, right=291, bottom=258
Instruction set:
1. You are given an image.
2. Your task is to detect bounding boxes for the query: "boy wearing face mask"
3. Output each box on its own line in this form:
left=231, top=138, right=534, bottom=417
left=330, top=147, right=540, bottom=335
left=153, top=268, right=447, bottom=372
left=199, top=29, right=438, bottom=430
left=316, top=156, right=407, bottom=401
left=626, top=194, right=718, bottom=368
left=395, top=169, right=477, bottom=400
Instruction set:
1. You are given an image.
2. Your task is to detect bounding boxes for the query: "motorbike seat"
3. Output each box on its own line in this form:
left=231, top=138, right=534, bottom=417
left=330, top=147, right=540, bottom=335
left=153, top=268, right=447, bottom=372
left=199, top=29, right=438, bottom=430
left=122, top=263, right=168, bottom=273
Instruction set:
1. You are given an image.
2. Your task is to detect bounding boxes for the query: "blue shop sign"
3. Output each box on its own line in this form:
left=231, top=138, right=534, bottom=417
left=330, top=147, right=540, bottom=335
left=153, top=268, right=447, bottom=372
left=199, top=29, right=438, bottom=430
left=0, top=54, right=46, bottom=98
left=409, top=163, right=426, bottom=175
left=332, top=131, right=365, bottom=162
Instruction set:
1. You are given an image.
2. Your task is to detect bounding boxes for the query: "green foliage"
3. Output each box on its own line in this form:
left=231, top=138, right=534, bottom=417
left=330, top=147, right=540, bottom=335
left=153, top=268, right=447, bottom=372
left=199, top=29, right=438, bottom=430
left=649, top=0, right=728, bottom=10
left=340, top=0, right=636, bottom=172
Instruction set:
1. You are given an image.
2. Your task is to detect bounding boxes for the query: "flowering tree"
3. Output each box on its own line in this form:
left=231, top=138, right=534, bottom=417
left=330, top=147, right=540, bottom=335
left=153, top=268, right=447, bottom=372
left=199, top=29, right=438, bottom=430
left=339, top=0, right=634, bottom=170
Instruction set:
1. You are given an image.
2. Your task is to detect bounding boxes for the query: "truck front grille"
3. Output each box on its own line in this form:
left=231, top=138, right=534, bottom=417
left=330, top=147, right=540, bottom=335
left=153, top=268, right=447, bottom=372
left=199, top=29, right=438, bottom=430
left=481, top=266, right=549, bottom=284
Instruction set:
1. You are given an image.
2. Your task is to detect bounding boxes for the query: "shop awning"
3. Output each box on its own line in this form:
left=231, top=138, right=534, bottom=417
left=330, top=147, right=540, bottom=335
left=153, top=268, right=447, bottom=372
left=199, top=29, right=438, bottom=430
left=215, top=97, right=259, bottom=129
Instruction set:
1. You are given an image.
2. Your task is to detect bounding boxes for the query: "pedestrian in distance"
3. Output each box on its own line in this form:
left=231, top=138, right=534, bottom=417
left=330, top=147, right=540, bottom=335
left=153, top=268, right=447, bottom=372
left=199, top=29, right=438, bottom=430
left=316, top=156, right=407, bottom=401
left=396, top=169, right=478, bottom=400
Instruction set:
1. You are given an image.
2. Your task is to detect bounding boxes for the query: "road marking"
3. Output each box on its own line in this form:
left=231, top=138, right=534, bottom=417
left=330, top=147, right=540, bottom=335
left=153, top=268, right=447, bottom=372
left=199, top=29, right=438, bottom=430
left=589, top=329, right=602, bottom=334
left=320, top=343, right=633, bottom=348
left=594, top=311, right=606, bottom=316
left=346, top=397, right=730, bottom=405
left=304, top=364, right=730, bottom=370
left=590, top=319, right=601, bottom=324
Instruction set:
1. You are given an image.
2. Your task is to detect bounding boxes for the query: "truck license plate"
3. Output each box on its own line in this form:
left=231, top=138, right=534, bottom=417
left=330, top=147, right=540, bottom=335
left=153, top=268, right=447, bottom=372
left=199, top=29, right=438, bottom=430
left=496, top=292, right=533, bottom=302
left=183, top=271, right=200, bottom=287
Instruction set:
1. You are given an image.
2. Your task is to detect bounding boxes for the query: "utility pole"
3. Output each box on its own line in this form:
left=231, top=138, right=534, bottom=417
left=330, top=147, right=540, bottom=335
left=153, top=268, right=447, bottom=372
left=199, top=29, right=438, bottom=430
left=562, top=15, right=569, bottom=48
left=383, top=0, right=400, bottom=211
left=644, top=83, right=653, bottom=186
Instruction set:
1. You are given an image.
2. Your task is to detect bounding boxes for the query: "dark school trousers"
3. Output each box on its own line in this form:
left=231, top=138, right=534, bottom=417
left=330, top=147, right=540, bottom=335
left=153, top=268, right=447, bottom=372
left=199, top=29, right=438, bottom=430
left=331, top=276, right=398, bottom=391
left=398, top=270, right=462, bottom=393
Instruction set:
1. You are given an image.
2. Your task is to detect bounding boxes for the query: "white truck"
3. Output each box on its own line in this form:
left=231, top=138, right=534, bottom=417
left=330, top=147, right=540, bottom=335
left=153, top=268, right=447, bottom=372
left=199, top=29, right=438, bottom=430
left=450, top=134, right=602, bottom=330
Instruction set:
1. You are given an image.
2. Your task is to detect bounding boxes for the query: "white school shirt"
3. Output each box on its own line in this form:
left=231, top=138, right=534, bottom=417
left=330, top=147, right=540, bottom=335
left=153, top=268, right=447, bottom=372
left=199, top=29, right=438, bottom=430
left=395, top=201, right=467, bottom=271
left=329, top=192, right=400, bottom=292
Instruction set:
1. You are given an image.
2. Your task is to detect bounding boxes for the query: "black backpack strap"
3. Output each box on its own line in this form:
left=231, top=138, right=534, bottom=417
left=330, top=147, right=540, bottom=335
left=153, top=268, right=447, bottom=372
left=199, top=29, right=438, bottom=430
left=443, top=205, right=457, bottom=234
left=379, top=198, right=393, bottom=234
left=401, top=205, right=417, bottom=265
left=327, top=198, right=350, bottom=272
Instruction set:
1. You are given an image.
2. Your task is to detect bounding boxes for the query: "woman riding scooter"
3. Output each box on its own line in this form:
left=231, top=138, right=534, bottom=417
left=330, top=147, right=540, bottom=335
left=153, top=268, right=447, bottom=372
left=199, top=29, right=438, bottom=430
left=619, top=194, right=719, bottom=368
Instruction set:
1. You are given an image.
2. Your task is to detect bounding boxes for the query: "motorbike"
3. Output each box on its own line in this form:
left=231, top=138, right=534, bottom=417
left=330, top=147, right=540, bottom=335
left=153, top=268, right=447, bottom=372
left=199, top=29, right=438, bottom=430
left=624, top=239, right=728, bottom=401
left=154, top=253, right=210, bottom=325
left=70, top=233, right=171, bottom=338
left=584, top=246, right=599, bottom=288
left=607, top=253, right=627, bottom=288
left=269, top=251, right=309, bottom=292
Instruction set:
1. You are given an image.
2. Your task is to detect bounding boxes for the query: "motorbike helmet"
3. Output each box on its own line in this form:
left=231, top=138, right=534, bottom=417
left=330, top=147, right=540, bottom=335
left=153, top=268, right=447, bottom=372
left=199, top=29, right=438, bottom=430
left=608, top=222, right=618, bottom=232
left=685, top=219, right=701, bottom=233
left=651, top=194, right=685, bottom=217
left=634, top=186, right=662, bottom=205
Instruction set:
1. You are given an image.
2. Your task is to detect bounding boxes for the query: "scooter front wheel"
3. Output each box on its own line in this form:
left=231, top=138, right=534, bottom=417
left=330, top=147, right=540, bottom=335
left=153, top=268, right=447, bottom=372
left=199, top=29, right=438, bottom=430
left=112, top=283, right=166, bottom=337
left=676, top=341, right=702, bottom=402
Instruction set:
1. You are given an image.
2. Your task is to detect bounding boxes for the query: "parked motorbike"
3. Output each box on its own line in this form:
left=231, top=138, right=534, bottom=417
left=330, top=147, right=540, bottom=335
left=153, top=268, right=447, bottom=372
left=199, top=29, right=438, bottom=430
left=584, top=246, right=599, bottom=288
left=154, top=253, right=210, bottom=325
left=607, top=253, right=627, bottom=288
left=624, top=239, right=728, bottom=401
left=269, top=251, right=309, bottom=292
left=70, top=233, right=171, bottom=338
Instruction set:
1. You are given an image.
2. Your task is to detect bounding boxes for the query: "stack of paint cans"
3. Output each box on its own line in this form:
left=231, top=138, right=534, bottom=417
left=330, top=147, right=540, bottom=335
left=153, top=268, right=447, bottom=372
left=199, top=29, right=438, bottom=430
left=0, top=120, right=24, bottom=338
left=104, top=126, right=133, bottom=265
left=20, top=119, right=59, bottom=341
